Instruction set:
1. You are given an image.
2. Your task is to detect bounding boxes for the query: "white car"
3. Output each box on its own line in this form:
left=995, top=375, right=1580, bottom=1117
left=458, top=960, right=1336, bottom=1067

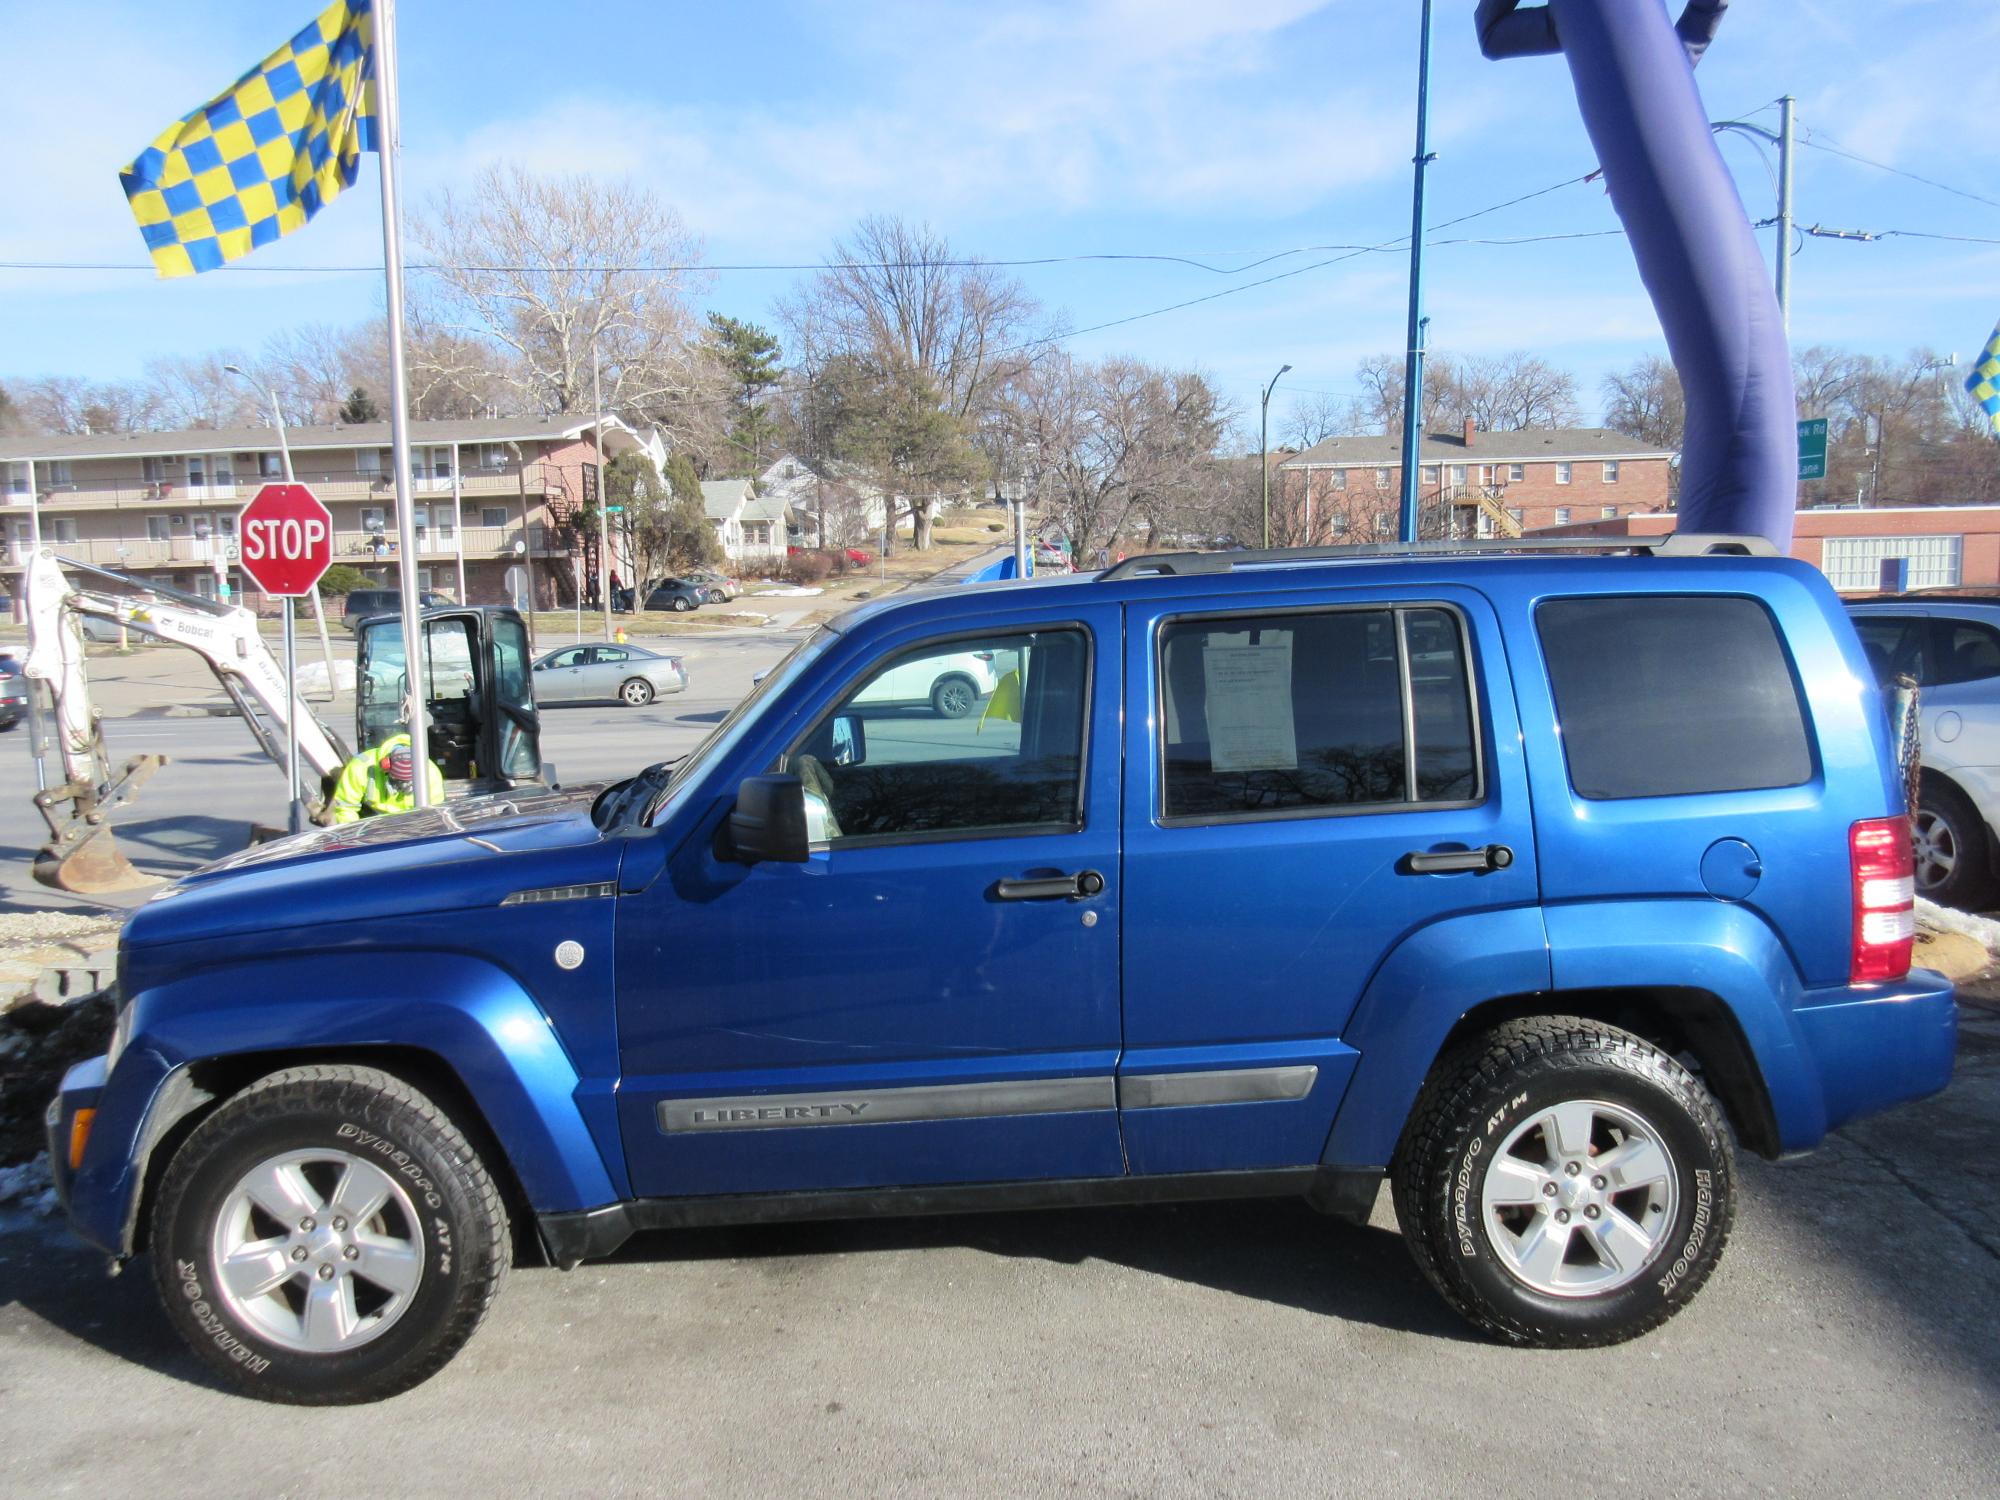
left=1849, top=595, right=2000, bottom=907
left=852, top=648, right=1002, bottom=718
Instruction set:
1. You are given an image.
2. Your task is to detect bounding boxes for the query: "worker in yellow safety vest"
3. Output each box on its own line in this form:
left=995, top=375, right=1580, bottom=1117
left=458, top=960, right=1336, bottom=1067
left=327, top=733, right=445, bottom=823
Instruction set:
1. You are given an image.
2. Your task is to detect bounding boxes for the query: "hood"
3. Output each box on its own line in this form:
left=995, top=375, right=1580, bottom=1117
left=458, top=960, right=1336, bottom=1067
left=124, top=784, right=628, bottom=950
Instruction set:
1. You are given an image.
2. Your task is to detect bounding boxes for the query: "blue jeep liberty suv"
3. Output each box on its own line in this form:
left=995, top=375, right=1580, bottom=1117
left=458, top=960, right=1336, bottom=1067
left=46, top=535, right=1958, bottom=1403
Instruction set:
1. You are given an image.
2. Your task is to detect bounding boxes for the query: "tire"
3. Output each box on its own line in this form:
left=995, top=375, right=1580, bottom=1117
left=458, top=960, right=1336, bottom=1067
left=149, top=1064, right=509, bottom=1405
left=1390, top=1016, right=1734, bottom=1348
left=706, top=589, right=727, bottom=605
left=931, top=673, right=978, bottom=718
left=619, top=677, right=655, bottom=707
left=1913, top=777, right=1994, bottom=910
left=672, top=597, right=692, bottom=613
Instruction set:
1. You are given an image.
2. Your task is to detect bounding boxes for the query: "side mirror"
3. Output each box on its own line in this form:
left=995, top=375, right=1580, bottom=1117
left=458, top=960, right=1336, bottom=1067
left=729, top=774, right=810, bottom=864
left=829, top=712, right=865, bottom=767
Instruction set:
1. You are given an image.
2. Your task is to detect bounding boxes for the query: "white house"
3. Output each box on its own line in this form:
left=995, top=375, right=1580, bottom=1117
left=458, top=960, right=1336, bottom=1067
left=758, top=455, right=887, bottom=548
left=702, top=478, right=793, bottom=566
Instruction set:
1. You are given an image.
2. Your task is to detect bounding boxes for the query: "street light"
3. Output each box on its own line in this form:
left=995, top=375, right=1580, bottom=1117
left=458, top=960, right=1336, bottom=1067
left=1710, top=96, right=1795, bottom=330
left=1260, top=363, right=1292, bottom=550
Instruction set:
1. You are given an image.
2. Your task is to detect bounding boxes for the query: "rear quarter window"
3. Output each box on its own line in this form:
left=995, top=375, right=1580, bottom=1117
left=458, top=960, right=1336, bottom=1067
left=1537, top=595, right=1813, bottom=800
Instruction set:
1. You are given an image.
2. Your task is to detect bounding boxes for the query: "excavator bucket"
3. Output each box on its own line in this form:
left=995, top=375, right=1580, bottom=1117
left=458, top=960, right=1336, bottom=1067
left=33, top=821, right=159, bottom=895
left=30, top=754, right=168, bottom=895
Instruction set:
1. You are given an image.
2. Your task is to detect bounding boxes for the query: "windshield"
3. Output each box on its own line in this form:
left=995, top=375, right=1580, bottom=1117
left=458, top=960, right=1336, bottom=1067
left=640, top=626, right=837, bottom=824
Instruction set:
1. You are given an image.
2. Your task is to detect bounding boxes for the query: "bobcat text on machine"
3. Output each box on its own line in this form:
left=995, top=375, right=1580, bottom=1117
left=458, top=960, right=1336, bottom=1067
left=19, top=551, right=544, bottom=892
left=43, top=534, right=1955, bottom=1404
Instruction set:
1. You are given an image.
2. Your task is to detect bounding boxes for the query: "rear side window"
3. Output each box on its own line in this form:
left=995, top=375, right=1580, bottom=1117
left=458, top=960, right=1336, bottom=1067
left=1537, top=596, right=1812, bottom=799
left=1935, top=619, right=2000, bottom=685
left=1158, top=605, right=1479, bottom=821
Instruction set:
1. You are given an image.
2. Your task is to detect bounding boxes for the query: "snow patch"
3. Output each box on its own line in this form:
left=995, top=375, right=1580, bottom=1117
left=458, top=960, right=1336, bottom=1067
left=295, top=659, right=358, bottom=693
left=0, top=1154, right=56, bottom=1218
left=749, top=586, right=825, bottom=598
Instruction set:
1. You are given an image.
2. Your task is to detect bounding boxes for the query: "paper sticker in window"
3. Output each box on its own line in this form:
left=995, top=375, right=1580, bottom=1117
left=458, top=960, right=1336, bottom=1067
left=1202, top=639, right=1297, bottom=771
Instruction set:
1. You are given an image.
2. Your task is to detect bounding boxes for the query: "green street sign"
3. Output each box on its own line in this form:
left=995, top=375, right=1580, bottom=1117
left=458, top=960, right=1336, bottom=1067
left=603, top=505, right=625, bottom=514
left=1798, top=418, right=1828, bottom=481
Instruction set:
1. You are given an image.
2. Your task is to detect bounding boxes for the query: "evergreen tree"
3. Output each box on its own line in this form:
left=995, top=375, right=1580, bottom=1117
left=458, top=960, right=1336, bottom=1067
left=705, top=313, right=783, bottom=471
left=339, top=386, right=382, bottom=423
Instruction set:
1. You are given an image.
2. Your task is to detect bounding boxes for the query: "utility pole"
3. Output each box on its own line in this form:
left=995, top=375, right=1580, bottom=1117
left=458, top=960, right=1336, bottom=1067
left=592, top=344, right=611, bottom=642
left=1259, top=364, right=1291, bottom=549
left=1397, top=0, right=1437, bottom=544
left=1712, top=97, right=1796, bottom=330
left=1776, top=94, right=1795, bottom=331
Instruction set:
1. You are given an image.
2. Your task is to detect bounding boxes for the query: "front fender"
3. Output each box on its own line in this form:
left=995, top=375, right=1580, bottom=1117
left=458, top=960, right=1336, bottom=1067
left=68, top=952, right=621, bottom=1258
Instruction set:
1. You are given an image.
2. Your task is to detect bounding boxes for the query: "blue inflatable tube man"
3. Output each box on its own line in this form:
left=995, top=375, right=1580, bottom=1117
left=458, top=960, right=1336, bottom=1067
left=1477, top=0, right=1797, bottom=548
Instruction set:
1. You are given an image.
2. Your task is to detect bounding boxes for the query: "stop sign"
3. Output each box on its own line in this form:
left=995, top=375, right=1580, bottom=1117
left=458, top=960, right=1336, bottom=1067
left=238, top=483, right=333, bottom=597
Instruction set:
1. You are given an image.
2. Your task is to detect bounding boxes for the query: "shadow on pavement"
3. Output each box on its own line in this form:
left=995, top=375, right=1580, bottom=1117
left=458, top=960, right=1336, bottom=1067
left=0, top=1223, right=228, bottom=1396
left=94, top=814, right=259, bottom=875
left=584, top=1194, right=1476, bottom=1343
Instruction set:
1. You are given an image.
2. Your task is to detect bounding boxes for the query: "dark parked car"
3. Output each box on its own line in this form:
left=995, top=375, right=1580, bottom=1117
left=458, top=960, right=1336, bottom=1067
left=343, top=587, right=453, bottom=632
left=640, top=578, right=707, bottom=613
left=0, top=652, right=26, bottom=730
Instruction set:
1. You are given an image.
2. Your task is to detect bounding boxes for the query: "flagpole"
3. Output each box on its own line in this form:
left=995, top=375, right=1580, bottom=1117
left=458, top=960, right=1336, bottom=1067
left=371, top=0, right=431, bottom=806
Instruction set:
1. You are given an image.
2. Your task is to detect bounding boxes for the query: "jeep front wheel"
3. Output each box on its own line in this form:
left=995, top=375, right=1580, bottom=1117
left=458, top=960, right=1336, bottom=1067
left=150, top=1064, right=509, bottom=1404
left=1390, top=1017, right=1734, bottom=1348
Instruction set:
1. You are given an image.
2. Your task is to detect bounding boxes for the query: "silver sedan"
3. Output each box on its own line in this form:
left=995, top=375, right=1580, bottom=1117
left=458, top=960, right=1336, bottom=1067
left=532, top=643, right=689, bottom=707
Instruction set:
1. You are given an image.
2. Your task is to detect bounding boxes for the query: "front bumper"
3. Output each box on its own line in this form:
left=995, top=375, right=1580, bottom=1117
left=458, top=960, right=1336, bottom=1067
left=1785, top=967, right=1957, bottom=1146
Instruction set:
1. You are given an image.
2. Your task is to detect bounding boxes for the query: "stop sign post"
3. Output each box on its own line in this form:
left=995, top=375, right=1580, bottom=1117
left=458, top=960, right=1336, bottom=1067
left=239, top=484, right=334, bottom=834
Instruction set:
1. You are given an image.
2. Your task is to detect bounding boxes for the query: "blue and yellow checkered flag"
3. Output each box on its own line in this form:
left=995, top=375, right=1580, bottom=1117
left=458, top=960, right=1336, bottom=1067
left=1968, top=322, right=2000, bottom=437
left=119, top=0, right=378, bottom=278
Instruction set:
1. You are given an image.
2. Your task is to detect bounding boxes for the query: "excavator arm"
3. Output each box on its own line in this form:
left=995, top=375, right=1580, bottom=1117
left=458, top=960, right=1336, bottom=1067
left=21, top=551, right=350, bottom=892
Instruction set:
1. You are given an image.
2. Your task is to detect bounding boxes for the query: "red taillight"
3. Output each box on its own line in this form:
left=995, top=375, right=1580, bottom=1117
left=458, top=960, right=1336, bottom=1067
left=973, top=651, right=995, bottom=662
left=1850, top=817, right=1916, bottom=983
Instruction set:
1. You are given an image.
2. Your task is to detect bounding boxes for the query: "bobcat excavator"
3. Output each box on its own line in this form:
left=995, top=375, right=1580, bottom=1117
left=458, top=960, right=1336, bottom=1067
left=20, top=550, right=543, bottom=894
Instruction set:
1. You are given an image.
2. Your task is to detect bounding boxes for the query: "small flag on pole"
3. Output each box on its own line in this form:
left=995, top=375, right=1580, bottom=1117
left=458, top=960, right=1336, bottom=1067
left=118, top=0, right=377, bottom=278
left=1969, top=322, right=2000, bottom=436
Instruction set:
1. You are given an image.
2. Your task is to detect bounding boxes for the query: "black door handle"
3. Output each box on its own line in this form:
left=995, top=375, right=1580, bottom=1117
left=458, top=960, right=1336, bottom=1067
left=1404, top=844, right=1514, bottom=874
left=995, top=870, right=1105, bottom=901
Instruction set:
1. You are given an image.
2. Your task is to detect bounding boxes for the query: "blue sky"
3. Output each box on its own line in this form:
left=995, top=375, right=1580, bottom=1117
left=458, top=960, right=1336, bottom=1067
left=5, top=0, right=1997, bottom=434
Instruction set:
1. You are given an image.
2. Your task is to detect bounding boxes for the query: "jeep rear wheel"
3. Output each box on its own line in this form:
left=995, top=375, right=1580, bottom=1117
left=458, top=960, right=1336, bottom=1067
left=1390, top=1017, right=1734, bottom=1348
left=150, top=1064, right=508, bottom=1404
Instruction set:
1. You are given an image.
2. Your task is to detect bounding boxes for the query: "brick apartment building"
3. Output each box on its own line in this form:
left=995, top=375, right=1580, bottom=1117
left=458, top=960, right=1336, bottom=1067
left=0, top=414, right=663, bottom=611
left=1277, top=422, right=1675, bottom=541
left=1542, top=502, right=2000, bottom=592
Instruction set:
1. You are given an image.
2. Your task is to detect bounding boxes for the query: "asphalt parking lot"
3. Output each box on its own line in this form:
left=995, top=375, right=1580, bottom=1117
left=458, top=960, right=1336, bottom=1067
left=2, top=1004, right=1996, bottom=1496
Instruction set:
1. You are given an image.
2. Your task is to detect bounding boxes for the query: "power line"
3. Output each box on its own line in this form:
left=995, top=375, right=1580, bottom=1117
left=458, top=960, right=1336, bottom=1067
left=1794, top=129, right=2000, bottom=212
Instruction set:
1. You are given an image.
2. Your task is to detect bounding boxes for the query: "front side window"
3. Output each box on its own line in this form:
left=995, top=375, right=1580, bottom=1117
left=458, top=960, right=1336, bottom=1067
left=1935, top=619, right=2000, bottom=685
left=1852, top=617, right=1926, bottom=686
left=1538, top=596, right=1811, bottom=800
left=1159, top=606, right=1478, bottom=822
left=787, top=628, right=1089, bottom=844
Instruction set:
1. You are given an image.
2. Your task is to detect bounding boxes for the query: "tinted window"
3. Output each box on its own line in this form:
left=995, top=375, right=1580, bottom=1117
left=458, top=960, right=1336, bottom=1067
left=1159, top=606, right=1478, bottom=821
left=1538, top=596, right=1811, bottom=799
left=1935, top=619, right=2000, bottom=685
left=788, top=629, right=1088, bottom=842
left=1852, top=616, right=1926, bottom=686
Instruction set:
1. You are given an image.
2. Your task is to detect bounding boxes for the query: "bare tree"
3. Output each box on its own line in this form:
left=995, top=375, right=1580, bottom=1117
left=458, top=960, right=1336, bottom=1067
left=410, top=165, right=715, bottom=435
left=1016, top=353, right=1228, bottom=564
left=1602, top=355, right=1685, bottom=450
left=780, top=216, right=1042, bottom=549
left=143, top=353, right=262, bottom=430
left=1280, top=389, right=1348, bottom=450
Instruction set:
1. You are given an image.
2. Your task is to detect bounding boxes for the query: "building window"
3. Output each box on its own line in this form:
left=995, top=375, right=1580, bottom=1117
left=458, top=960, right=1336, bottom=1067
left=360, top=506, right=386, bottom=534
left=1421, top=465, right=1440, bottom=485
left=147, top=516, right=170, bottom=542
left=1600, top=506, right=1618, bottom=519
left=1333, top=513, right=1351, bottom=536
left=48, top=517, right=79, bottom=543
left=1507, top=507, right=1524, bottom=524
left=1329, top=469, right=1348, bottom=492
left=745, top=521, right=772, bottom=547
left=46, top=460, right=73, bottom=486
left=141, top=456, right=163, bottom=484
left=1449, top=464, right=1467, bottom=487
left=1374, top=467, right=1392, bottom=488
left=356, top=448, right=383, bottom=476
left=3, top=463, right=27, bottom=497
left=1603, top=461, right=1620, bottom=483
left=257, top=452, right=283, bottom=478
left=1508, top=463, right=1525, bottom=482
left=1554, top=507, right=1572, bottom=525
left=480, top=507, right=508, bottom=528
left=1375, top=512, right=1393, bottom=534
left=1822, top=535, right=1963, bottom=593
left=1555, top=462, right=1572, bottom=485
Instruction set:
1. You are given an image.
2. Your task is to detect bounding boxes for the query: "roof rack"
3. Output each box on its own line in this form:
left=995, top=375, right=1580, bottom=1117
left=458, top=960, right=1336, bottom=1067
left=1095, top=532, right=1778, bottom=581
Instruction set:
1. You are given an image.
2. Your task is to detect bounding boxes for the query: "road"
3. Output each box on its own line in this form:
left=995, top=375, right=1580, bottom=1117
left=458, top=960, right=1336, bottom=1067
left=1, top=1007, right=1995, bottom=1495
left=0, top=630, right=803, bottom=915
